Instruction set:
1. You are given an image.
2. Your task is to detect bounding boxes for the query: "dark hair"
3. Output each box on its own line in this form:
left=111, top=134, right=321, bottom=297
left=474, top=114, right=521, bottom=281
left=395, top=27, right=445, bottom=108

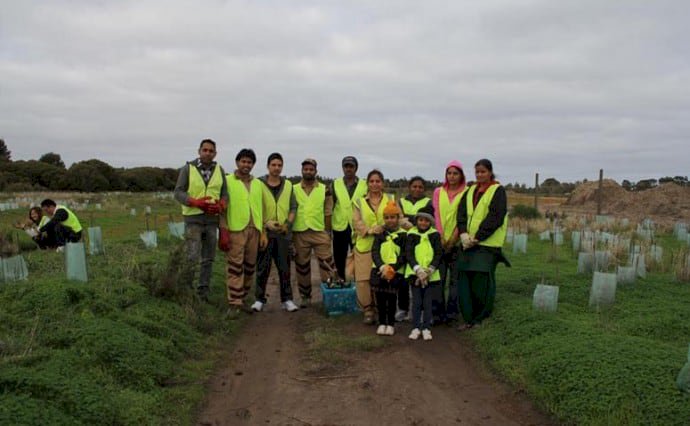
left=408, top=176, right=426, bottom=188
left=40, top=199, right=56, bottom=208
left=29, top=206, right=43, bottom=224
left=267, top=152, right=283, bottom=166
left=199, top=139, right=216, bottom=149
left=366, top=169, right=384, bottom=182
left=236, top=148, right=256, bottom=163
left=475, top=158, right=495, bottom=179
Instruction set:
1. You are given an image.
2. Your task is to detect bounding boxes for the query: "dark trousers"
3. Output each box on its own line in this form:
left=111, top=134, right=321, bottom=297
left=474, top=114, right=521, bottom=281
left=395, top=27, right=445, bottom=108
left=332, top=226, right=353, bottom=280
left=411, top=280, right=439, bottom=330
left=255, top=234, right=293, bottom=303
left=458, top=270, right=496, bottom=325
left=433, top=248, right=459, bottom=322
left=397, top=280, right=410, bottom=312
left=376, top=291, right=397, bottom=326
left=55, top=224, right=82, bottom=246
left=183, top=222, right=218, bottom=298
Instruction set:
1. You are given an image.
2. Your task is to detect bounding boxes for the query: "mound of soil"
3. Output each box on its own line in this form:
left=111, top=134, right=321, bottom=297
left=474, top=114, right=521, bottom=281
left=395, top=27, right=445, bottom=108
left=565, top=181, right=690, bottom=222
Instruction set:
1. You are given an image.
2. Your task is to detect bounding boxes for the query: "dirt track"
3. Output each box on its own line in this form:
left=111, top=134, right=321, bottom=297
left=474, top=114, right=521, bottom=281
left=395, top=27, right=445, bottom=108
left=197, top=270, right=553, bottom=426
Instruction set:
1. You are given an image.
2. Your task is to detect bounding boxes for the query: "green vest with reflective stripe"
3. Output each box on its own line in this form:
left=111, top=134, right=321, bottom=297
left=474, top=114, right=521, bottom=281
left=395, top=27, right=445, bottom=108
left=404, top=227, right=441, bottom=280
left=56, top=205, right=82, bottom=233
left=181, top=163, right=224, bottom=216
left=466, top=184, right=508, bottom=248
left=439, top=187, right=465, bottom=241
left=372, top=229, right=405, bottom=273
left=354, top=193, right=393, bottom=253
left=38, top=216, right=50, bottom=229
left=262, top=178, right=292, bottom=225
left=400, top=197, right=430, bottom=218
left=226, top=175, right=264, bottom=232
left=332, top=178, right=367, bottom=231
left=293, top=182, right=326, bottom=232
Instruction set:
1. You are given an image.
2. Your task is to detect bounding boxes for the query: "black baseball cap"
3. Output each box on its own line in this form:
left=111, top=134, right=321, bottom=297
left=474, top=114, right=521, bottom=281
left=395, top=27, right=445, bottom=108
left=342, top=156, right=358, bottom=167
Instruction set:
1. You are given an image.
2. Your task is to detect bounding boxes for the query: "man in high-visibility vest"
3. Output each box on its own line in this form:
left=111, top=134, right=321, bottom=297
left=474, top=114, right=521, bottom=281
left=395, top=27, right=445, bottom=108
left=39, top=199, right=83, bottom=249
left=330, top=156, right=367, bottom=281
left=251, top=152, right=299, bottom=313
left=288, top=158, right=336, bottom=307
left=219, top=148, right=268, bottom=316
left=174, top=139, right=229, bottom=301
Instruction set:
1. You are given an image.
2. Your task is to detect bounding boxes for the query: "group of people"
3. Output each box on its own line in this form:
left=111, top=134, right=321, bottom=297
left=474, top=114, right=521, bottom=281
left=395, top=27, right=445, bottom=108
left=175, top=139, right=510, bottom=340
left=15, top=199, right=83, bottom=250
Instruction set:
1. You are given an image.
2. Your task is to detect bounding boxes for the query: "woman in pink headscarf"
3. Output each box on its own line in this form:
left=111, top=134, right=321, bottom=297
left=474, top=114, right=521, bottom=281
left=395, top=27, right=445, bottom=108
left=431, top=160, right=467, bottom=323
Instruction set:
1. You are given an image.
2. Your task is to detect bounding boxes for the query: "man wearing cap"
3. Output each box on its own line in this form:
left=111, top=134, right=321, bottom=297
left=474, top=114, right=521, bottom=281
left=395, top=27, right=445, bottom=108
left=330, top=156, right=367, bottom=281
left=287, top=158, right=337, bottom=307
left=174, top=139, right=229, bottom=301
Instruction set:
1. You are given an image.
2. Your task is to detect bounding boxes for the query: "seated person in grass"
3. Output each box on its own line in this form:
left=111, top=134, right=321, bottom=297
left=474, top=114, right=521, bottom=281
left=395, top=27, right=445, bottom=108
left=39, top=199, right=83, bottom=249
left=14, top=206, right=56, bottom=249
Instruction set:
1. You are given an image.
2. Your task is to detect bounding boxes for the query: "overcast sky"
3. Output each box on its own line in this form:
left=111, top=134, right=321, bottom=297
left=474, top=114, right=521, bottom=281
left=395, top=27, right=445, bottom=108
left=1, top=1, right=689, bottom=184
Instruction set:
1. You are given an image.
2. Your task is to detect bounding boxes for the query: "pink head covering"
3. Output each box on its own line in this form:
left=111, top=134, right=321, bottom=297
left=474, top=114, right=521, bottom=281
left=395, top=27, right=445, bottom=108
left=433, top=160, right=466, bottom=237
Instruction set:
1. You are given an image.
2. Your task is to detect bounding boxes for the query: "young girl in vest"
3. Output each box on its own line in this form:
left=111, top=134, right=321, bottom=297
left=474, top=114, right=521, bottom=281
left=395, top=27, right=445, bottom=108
left=456, top=159, right=510, bottom=330
left=431, top=160, right=466, bottom=324
left=371, top=201, right=407, bottom=336
left=405, top=205, right=443, bottom=341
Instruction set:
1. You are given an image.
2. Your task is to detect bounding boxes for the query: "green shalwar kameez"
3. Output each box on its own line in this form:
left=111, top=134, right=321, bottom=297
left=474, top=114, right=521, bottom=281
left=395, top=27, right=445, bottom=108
left=456, top=246, right=509, bottom=325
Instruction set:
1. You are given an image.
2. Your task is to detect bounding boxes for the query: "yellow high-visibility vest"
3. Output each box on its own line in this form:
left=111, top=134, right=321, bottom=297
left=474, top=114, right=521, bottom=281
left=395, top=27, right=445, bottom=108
left=226, top=174, right=264, bottom=232
left=466, top=184, right=508, bottom=248
left=354, top=193, right=393, bottom=253
left=181, top=163, right=223, bottom=216
left=404, top=227, right=441, bottom=280
left=438, top=187, right=466, bottom=241
left=262, top=178, right=292, bottom=225
left=55, top=205, right=82, bottom=233
left=292, top=182, right=326, bottom=232
left=332, top=178, right=367, bottom=231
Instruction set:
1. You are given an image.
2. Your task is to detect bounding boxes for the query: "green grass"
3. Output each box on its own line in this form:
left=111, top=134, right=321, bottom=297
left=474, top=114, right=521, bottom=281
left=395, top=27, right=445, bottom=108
left=471, top=234, right=690, bottom=425
left=0, top=193, right=239, bottom=425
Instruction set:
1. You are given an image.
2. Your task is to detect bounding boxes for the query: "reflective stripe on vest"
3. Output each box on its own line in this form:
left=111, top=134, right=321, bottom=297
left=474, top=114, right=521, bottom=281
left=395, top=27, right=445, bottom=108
left=332, top=178, right=367, bottom=231
left=399, top=197, right=430, bottom=217
left=372, top=229, right=405, bottom=273
left=292, top=182, right=326, bottom=232
left=181, top=164, right=223, bottom=216
left=354, top=193, right=393, bottom=253
left=466, top=184, right=508, bottom=248
left=439, top=187, right=465, bottom=241
left=56, top=205, right=82, bottom=233
left=262, top=178, right=292, bottom=225
left=226, top=175, right=264, bottom=232
left=404, top=227, right=441, bottom=280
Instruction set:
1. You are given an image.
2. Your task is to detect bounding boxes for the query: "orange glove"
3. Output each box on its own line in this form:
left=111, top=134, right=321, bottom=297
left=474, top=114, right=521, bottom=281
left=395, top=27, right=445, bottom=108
left=382, top=265, right=396, bottom=281
left=218, top=228, right=231, bottom=252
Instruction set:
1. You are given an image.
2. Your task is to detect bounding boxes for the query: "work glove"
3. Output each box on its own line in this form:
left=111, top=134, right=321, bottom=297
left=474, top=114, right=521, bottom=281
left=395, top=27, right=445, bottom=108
left=278, top=223, right=289, bottom=234
left=217, top=199, right=228, bottom=212
left=378, top=265, right=388, bottom=276
left=400, top=217, right=413, bottom=230
left=414, top=266, right=428, bottom=283
left=382, top=265, right=396, bottom=281
left=218, top=228, right=231, bottom=252
left=460, top=233, right=474, bottom=250
left=204, top=202, right=221, bottom=215
left=427, top=266, right=436, bottom=279
left=265, top=220, right=281, bottom=232
left=259, top=232, right=269, bottom=250
left=188, top=196, right=212, bottom=209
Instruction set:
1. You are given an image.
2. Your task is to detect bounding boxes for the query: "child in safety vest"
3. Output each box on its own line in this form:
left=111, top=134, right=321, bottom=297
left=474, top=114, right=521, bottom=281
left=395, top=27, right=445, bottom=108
left=371, top=201, right=407, bottom=336
left=404, top=205, right=443, bottom=341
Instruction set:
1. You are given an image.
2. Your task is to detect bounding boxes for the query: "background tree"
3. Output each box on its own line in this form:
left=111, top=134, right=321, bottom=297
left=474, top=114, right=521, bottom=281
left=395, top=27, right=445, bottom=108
left=39, top=152, right=66, bottom=169
left=0, top=139, right=11, bottom=162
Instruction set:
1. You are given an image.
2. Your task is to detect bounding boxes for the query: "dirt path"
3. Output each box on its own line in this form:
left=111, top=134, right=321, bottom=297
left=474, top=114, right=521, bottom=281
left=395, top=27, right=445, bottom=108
left=197, top=267, right=553, bottom=426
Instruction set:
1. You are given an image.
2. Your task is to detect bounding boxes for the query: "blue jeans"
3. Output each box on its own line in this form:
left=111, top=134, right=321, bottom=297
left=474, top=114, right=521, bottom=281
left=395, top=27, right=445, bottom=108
left=411, top=280, right=439, bottom=330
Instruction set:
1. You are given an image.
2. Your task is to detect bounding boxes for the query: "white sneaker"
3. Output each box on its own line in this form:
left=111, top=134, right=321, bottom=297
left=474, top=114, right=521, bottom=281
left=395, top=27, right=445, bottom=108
left=385, top=325, right=395, bottom=336
left=395, top=309, right=408, bottom=322
left=250, top=301, right=264, bottom=312
left=281, top=300, right=299, bottom=312
left=422, top=329, right=433, bottom=341
left=376, top=325, right=387, bottom=335
left=408, top=328, right=421, bottom=340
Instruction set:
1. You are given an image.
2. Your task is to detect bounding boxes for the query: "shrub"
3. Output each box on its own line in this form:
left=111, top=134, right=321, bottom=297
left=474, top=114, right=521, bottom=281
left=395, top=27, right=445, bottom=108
left=510, top=204, right=541, bottom=219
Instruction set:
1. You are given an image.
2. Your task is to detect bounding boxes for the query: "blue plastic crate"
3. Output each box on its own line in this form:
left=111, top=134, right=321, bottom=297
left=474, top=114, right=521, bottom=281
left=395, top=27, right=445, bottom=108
left=320, top=283, right=358, bottom=316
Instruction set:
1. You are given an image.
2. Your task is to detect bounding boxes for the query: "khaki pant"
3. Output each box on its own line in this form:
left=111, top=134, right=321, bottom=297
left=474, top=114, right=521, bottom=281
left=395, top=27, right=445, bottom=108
left=226, top=227, right=259, bottom=306
left=293, top=230, right=335, bottom=299
left=354, top=249, right=376, bottom=318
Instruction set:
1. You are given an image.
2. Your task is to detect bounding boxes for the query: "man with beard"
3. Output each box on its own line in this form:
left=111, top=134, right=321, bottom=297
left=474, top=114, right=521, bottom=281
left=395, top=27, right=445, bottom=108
left=288, top=158, right=336, bottom=307
left=219, top=148, right=267, bottom=316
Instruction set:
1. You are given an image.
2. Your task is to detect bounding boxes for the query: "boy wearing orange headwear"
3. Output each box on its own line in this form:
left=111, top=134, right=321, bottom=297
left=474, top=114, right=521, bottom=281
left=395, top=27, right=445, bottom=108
left=370, top=201, right=407, bottom=336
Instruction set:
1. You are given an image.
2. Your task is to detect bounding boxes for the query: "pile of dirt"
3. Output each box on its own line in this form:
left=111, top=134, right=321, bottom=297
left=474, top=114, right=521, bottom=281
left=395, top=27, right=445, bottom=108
left=565, top=181, right=690, bottom=222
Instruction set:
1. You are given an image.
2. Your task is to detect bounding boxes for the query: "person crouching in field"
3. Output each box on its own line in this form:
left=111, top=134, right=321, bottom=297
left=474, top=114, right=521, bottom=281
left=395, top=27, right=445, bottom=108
left=456, top=159, right=510, bottom=330
left=39, top=199, right=83, bottom=250
left=405, top=205, right=442, bottom=341
left=371, top=201, right=406, bottom=336
left=174, top=139, right=228, bottom=302
left=15, top=206, right=55, bottom=249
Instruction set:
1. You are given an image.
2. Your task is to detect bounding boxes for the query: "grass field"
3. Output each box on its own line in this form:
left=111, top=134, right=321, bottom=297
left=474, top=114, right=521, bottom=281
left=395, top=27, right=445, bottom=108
left=1, top=192, right=689, bottom=425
